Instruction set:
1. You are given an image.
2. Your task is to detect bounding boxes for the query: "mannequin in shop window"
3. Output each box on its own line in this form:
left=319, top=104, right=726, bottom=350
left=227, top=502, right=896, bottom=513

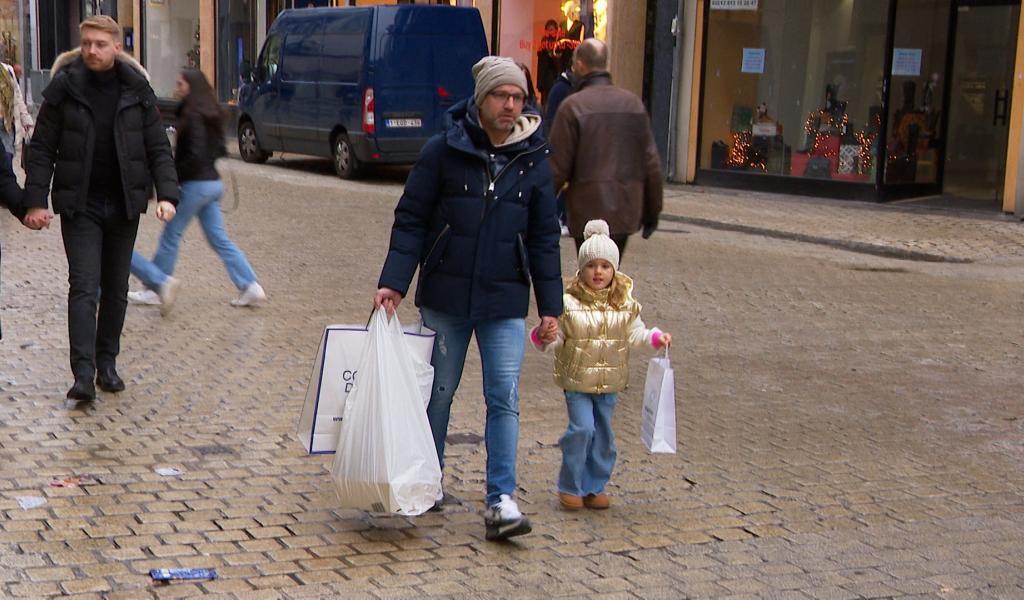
left=558, top=1, right=584, bottom=72
left=537, top=19, right=561, bottom=105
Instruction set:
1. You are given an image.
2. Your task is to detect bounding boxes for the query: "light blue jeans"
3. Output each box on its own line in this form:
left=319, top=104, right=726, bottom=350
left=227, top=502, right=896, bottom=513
left=131, top=179, right=257, bottom=291
left=420, top=307, right=526, bottom=506
left=558, top=391, right=618, bottom=497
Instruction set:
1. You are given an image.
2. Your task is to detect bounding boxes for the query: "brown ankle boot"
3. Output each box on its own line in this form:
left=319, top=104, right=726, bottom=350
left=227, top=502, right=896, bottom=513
left=583, top=493, right=610, bottom=509
left=558, top=492, right=583, bottom=510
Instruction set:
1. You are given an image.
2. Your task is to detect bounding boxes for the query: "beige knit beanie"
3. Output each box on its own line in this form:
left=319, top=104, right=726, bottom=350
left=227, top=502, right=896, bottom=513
left=472, top=56, right=528, bottom=107
left=577, top=220, right=620, bottom=272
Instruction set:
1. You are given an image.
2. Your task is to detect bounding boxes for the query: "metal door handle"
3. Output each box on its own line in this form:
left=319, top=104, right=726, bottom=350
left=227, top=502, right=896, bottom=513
left=994, top=89, right=1009, bottom=126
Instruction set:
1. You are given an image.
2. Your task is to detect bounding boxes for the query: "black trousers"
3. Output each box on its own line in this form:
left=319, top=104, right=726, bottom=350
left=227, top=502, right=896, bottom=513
left=60, top=196, right=140, bottom=379
left=572, top=234, right=630, bottom=263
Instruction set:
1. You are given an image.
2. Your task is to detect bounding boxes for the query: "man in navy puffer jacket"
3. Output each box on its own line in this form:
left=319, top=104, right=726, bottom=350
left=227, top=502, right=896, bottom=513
left=376, top=56, right=562, bottom=541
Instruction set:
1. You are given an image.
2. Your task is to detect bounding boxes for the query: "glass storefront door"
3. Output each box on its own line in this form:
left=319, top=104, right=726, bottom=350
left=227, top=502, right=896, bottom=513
left=143, top=0, right=201, bottom=99
left=942, top=1, right=1020, bottom=205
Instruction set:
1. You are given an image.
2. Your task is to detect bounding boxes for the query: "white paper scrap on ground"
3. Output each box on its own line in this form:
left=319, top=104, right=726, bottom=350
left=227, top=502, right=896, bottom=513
left=16, top=496, right=47, bottom=510
left=155, top=468, right=183, bottom=477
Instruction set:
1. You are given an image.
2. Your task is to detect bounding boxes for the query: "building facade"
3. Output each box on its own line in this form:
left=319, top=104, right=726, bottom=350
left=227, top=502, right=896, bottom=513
left=671, top=0, right=1024, bottom=215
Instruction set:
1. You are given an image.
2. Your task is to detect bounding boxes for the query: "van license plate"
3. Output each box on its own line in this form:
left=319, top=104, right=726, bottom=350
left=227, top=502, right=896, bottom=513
left=386, top=118, right=422, bottom=128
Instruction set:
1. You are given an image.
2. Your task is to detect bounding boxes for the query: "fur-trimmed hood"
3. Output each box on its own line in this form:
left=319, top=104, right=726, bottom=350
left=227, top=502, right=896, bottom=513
left=51, top=48, right=150, bottom=81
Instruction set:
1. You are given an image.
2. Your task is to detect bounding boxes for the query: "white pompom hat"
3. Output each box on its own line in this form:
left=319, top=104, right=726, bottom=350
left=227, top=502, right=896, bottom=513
left=577, top=219, right=620, bottom=272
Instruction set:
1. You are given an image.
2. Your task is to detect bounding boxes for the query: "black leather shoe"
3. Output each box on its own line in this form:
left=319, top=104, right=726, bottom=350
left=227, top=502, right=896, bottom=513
left=67, top=377, right=96, bottom=402
left=96, top=367, right=125, bottom=393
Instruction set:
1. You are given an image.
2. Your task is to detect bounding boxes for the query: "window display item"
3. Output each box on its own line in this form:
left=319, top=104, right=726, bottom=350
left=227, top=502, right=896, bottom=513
left=804, top=156, right=832, bottom=179
left=838, top=144, right=859, bottom=175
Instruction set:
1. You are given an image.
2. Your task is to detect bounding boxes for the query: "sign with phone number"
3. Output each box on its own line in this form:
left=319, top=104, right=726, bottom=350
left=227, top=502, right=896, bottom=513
left=711, top=0, right=758, bottom=9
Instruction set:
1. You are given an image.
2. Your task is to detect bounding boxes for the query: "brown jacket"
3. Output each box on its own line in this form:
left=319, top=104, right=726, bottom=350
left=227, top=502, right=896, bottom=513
left=549, top=72, right=663, bottom=238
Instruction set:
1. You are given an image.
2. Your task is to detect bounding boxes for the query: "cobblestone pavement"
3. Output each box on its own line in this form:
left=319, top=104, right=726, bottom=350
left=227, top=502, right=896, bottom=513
left=1, top=156, right=1022, bottom=599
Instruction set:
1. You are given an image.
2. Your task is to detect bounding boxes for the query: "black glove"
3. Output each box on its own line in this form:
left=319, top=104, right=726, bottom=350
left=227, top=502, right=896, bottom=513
left=641, top=220, right=658, bottom=239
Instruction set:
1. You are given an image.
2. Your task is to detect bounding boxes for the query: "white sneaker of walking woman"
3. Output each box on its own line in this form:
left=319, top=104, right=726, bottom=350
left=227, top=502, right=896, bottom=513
left=126, top=276, right=181, bottom=317
left=231, top=282, right=266, bottom=307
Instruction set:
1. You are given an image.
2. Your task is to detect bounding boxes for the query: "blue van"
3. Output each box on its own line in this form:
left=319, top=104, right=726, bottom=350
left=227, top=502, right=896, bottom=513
left=236, top=5, right=488, bottom=178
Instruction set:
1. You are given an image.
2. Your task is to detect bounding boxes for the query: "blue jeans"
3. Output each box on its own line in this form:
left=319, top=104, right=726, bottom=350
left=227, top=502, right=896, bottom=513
left=420, top=307, right=526, bottom=506
left=558, top=391, right=618, bottom=496
left=131, top=179, right=257, bottom=291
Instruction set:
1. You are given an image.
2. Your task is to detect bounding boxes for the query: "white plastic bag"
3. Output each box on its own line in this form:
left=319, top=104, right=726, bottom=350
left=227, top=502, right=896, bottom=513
left=330, top=308, right=442, bottom=515
left=641, top=349, right=677, bottom=453
left=297, top=321, right=434, bottom=454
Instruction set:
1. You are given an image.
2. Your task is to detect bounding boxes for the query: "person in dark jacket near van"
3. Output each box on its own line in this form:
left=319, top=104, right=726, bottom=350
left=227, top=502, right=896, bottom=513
left=375, top=56, right=562, bottom=541
left=22, top=16, right=179, bottom=403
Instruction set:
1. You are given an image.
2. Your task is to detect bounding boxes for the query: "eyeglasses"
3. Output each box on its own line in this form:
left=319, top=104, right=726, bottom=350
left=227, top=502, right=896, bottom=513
left=488, top=90, right=526, bottom=105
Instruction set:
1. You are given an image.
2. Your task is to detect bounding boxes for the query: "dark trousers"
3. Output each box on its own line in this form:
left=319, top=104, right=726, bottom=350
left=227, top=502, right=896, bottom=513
left=60, top=196, right=140, bottom=379
left=573, top=234, right=630, bottom=263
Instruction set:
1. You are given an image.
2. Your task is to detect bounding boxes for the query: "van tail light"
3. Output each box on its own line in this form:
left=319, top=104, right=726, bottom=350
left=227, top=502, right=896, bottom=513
left=362, top=87, right=375, bottom=134
left=437, top=86, right=450, bottom=98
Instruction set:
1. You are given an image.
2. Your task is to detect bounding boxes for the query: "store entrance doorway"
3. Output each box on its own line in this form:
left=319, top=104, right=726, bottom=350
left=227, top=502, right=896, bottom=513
left=943, top=1, right=1020, bottom=209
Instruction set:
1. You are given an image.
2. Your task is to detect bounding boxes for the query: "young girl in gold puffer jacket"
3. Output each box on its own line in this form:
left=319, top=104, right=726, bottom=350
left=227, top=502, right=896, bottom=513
left=532, top=220, right=671, bottom=510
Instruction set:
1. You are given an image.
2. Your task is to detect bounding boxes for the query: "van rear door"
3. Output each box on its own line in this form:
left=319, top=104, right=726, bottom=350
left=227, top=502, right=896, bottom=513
left=370, top=7, right=487, bottom=159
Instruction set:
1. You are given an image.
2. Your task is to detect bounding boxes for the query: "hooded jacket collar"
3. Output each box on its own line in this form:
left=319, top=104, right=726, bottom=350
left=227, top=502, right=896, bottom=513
left=567, top=271, right=635, bottom=310
left=45, top=49, right=152, bottom=104
left=444, top=98, right=545, bottom=159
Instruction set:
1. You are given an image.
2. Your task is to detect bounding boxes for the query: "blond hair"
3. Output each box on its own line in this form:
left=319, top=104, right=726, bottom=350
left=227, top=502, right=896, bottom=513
left=80, top=15, right=123, bottom=41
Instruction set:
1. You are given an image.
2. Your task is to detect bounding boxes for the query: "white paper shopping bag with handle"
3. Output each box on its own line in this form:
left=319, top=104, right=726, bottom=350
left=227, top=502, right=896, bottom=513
left=641, top=349, right=677, bottom=453
left=297, top=320, right=434, bottom=454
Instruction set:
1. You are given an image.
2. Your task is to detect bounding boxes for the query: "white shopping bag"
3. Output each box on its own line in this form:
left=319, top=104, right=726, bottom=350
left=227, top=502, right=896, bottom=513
left=331, top=308, right=442, bottom=515
left=641, top=350, right=677, bottom=454
left=297, top=319, right=434, bottom=454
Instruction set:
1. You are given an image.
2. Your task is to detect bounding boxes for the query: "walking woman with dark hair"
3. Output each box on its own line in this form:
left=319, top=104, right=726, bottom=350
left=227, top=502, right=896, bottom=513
left=129, top=69, right=266, bottom=314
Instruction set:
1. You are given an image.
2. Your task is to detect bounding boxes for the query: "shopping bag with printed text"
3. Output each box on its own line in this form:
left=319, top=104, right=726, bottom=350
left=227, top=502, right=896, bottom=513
left=297, top=319, right=434, bottom=454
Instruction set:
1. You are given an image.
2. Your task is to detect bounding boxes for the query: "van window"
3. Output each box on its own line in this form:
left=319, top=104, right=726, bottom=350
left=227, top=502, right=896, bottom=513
left=282, top=34, right=321, bottom=82
left=257, top=34, right=283, bottom=83
left=321, top=12, right=369, bottom=84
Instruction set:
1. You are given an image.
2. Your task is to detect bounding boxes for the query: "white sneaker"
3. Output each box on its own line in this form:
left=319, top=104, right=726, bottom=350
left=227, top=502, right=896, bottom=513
left=231, top=282, right=266, bottom=307
left=484, top=494, right=532, bottom=540
left=158, top=277, right=181, bottom=317
left=127, top=290, right=161, bottom=305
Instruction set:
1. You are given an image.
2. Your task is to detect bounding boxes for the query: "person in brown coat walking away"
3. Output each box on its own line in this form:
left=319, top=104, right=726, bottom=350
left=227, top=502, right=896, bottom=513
left=548, top=39, right=663, bottom=259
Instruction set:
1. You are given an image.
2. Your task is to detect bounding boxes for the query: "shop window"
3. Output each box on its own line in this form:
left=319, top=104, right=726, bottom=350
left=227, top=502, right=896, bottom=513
left=144, top=0, right=201, bottom=99
left=883, top=0, right=950, bottom=185
left=0, top=0, right=21, bottom=63
left=700, top=0, right=889, bottom=183
left=218, top=0, right=259, bottom=103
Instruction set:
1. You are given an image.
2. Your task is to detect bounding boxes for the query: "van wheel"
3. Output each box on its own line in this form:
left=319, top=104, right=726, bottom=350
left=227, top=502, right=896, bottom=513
left=238, top=121, right=270, bottom=164
left=333, top=134, right=362, bottom=179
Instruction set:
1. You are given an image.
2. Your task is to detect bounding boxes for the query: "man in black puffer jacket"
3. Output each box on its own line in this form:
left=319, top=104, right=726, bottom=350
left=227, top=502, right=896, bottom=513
left=22, top=16, right=179, bottom=403
left=375, top=56, right=562, bottom=541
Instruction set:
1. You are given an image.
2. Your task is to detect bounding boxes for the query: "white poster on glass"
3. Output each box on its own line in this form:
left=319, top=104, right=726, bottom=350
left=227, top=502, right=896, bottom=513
left=741, top=48, right=765, bottom=74
left=892, top=48, right=922, bottom=76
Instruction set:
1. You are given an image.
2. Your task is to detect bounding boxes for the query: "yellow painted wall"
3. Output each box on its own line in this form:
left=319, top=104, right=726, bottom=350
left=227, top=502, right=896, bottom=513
left=1004, top=8, right=1024, bottom=214
left=607, top=0, right=645, bottom=97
